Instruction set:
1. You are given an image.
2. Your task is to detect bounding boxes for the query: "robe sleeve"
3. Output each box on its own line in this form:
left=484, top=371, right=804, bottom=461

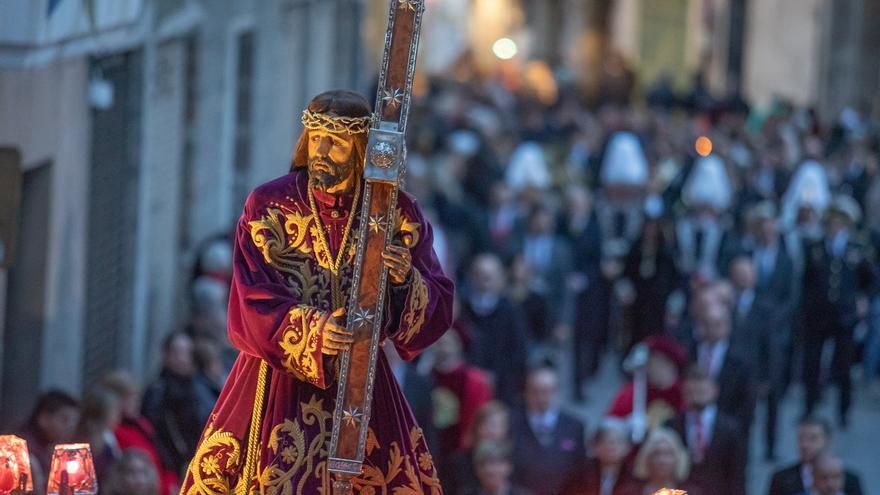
left=226, top=194, right=336, bottom=389
left=385, top=197, right=455, bottom=361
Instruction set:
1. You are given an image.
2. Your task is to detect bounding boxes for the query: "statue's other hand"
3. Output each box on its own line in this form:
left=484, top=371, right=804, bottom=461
left=382, top=242, right=412, bottom=285
left=321, top=307, right=353, bottom=355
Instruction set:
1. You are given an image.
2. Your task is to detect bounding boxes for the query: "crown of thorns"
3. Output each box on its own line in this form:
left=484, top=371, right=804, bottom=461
left=301, top=110, right=372, bottom=135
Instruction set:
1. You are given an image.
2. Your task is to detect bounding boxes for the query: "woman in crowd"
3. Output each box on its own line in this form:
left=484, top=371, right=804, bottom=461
left=102, top=371, right=180, bottom=495
left=75, top=386, right=122, bottom=485
left=628, top=427, right=699, bottom=495
left=451, top=401, right=512, bottom=494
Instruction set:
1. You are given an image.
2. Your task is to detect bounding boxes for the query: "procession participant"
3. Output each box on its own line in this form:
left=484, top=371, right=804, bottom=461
left=573, top=131, right=649, bottom=398
left=608, top=336, right=687, bottom=430
left=177, top=90, right=454, bottom=494
left=675, top=154, right=735, bottom=279
left=801, top=194, right=876, bottom=427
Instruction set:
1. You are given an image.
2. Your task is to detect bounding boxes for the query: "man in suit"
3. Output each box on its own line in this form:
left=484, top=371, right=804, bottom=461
left=730, top=219, right=794, bottom=459
left=809, top=454, right=864, bottom=495
left=668, top=366, right=746, bottom=495
left=516, top=206, right=574, bottom=332
left=801, top=195, right=877, bottom=426
left=691, top=299, right=755, bottom=436
left=768, top=416, right=863, bottom=495
left=511, top=366, right=586, bottom=495
left=561, top=417, right=635, bottom=495
left=462, top=253, right=530, bottom=404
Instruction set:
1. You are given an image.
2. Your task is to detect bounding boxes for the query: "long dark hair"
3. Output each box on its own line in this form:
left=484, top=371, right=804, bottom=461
left=290, top=90, right=372, bottom=172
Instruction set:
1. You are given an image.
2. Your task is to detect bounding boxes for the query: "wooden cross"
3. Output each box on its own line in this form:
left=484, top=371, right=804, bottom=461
left=327, top=0, right=426, bottom=493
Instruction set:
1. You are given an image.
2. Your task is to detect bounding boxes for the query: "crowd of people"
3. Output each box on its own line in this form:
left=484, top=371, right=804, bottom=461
left=19, top=332, right=223, bottom=495
left=16, top=59, right=880, bottom=495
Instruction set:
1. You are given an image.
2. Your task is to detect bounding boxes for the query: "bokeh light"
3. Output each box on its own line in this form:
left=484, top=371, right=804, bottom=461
left=695, top=136, right=713, bottom=157
left=492, top=38, right=518, bottom=60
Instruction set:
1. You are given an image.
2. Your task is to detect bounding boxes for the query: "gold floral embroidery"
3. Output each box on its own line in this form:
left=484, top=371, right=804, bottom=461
left=352, top=426, right=441, bottom=495
left=249, top=197, right=360, bottom=281
left=418, top=452, right=433, bottom=472
left=254, top=399, right=439, bottom=495
left=200, top=455, right=221, bottom=476
left=397, top=269, right=429, bottom=345
left=279, top=307, right=323, bottom=384
left=249, top=207, right=339, bottom=302
left=249, top=208, right=314, bottom=268
left=182, top=426, right=242, bottom=495
left=259, top=395, right=333, bottom=495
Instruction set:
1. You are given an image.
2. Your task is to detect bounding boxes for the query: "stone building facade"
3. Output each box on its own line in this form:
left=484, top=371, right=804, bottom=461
left=0, top=0, right=367, bottom=427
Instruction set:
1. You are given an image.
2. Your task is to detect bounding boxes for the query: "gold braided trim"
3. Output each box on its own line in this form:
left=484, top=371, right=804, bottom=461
left=308, top=180, right=361, bottom=276
left=301, top=110, right=371, bottom=135
left=233, top=359, right=270, bottom=495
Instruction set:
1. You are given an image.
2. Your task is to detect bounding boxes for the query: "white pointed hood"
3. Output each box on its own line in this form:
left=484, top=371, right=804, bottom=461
left=780, top=160, right=831, bottom=228
left=601, top=132, right=649, bottom=187
left=682, top=155, right=732, bottom=211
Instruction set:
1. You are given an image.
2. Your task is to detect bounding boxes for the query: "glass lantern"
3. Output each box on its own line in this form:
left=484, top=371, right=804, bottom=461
left=46, top=444, right=97, bottom=495
left=0, top=435, right=32, bottom=494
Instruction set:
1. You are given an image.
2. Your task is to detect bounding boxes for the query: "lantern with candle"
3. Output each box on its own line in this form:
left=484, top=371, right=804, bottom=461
left=0, top=435, right=32, bottom=494
left=46, top=444, right=96, bottom=495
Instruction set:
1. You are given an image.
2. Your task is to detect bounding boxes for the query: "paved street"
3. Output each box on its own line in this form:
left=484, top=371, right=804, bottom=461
left=562, top=353, right=880, bottom=495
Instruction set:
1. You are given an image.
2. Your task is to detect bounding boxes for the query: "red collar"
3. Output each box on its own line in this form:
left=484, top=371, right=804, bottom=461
left=312, top=187, right=343, bottom=207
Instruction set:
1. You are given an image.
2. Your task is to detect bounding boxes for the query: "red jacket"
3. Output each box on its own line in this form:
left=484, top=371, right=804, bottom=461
left=114, top=416, right=180, bottom=495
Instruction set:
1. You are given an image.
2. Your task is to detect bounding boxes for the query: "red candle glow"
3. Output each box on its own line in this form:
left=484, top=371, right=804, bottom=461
left=47, top=444, right=97, bottom=495
left=0, top=435, right=32, bottom=494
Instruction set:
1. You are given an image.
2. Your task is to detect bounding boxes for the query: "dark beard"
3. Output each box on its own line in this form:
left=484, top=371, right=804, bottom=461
left=308, top=157, right=354, bottom=192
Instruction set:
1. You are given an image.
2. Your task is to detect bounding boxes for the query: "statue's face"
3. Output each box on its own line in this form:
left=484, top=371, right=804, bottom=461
left=307, top=129, right=356, bottom=192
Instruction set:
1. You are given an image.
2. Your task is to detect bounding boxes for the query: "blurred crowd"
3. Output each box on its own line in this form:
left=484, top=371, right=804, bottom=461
left=16, top=61, right=880, bottom=495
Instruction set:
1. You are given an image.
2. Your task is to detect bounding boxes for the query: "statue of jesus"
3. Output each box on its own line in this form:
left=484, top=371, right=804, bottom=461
left=178, top=90, right=454, bottom=495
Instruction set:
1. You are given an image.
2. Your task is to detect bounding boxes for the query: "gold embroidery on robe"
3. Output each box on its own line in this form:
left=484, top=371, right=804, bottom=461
left=394, top=208, right=421, bottom=249
left=249, top=208, right=314, bottom=266
left=259, top=395, right=333, bottom=495
left=352, top=426, right=441, bottom=495
left=254, top=397, right=439, bottom=495
left=249, top=205, right=357, bottom=279
left=279, top=307, right=323, bottom=384
left=249, top=207, right=337, bottom=301
left=397, top=269, right=429, bottom=345
left=285, top=262, right=330, bottom=306
left=182, top=426, right=243, bottom=495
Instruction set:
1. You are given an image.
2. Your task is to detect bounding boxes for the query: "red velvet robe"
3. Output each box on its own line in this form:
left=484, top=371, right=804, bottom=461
left=178, top=170, right=454, bottom=494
